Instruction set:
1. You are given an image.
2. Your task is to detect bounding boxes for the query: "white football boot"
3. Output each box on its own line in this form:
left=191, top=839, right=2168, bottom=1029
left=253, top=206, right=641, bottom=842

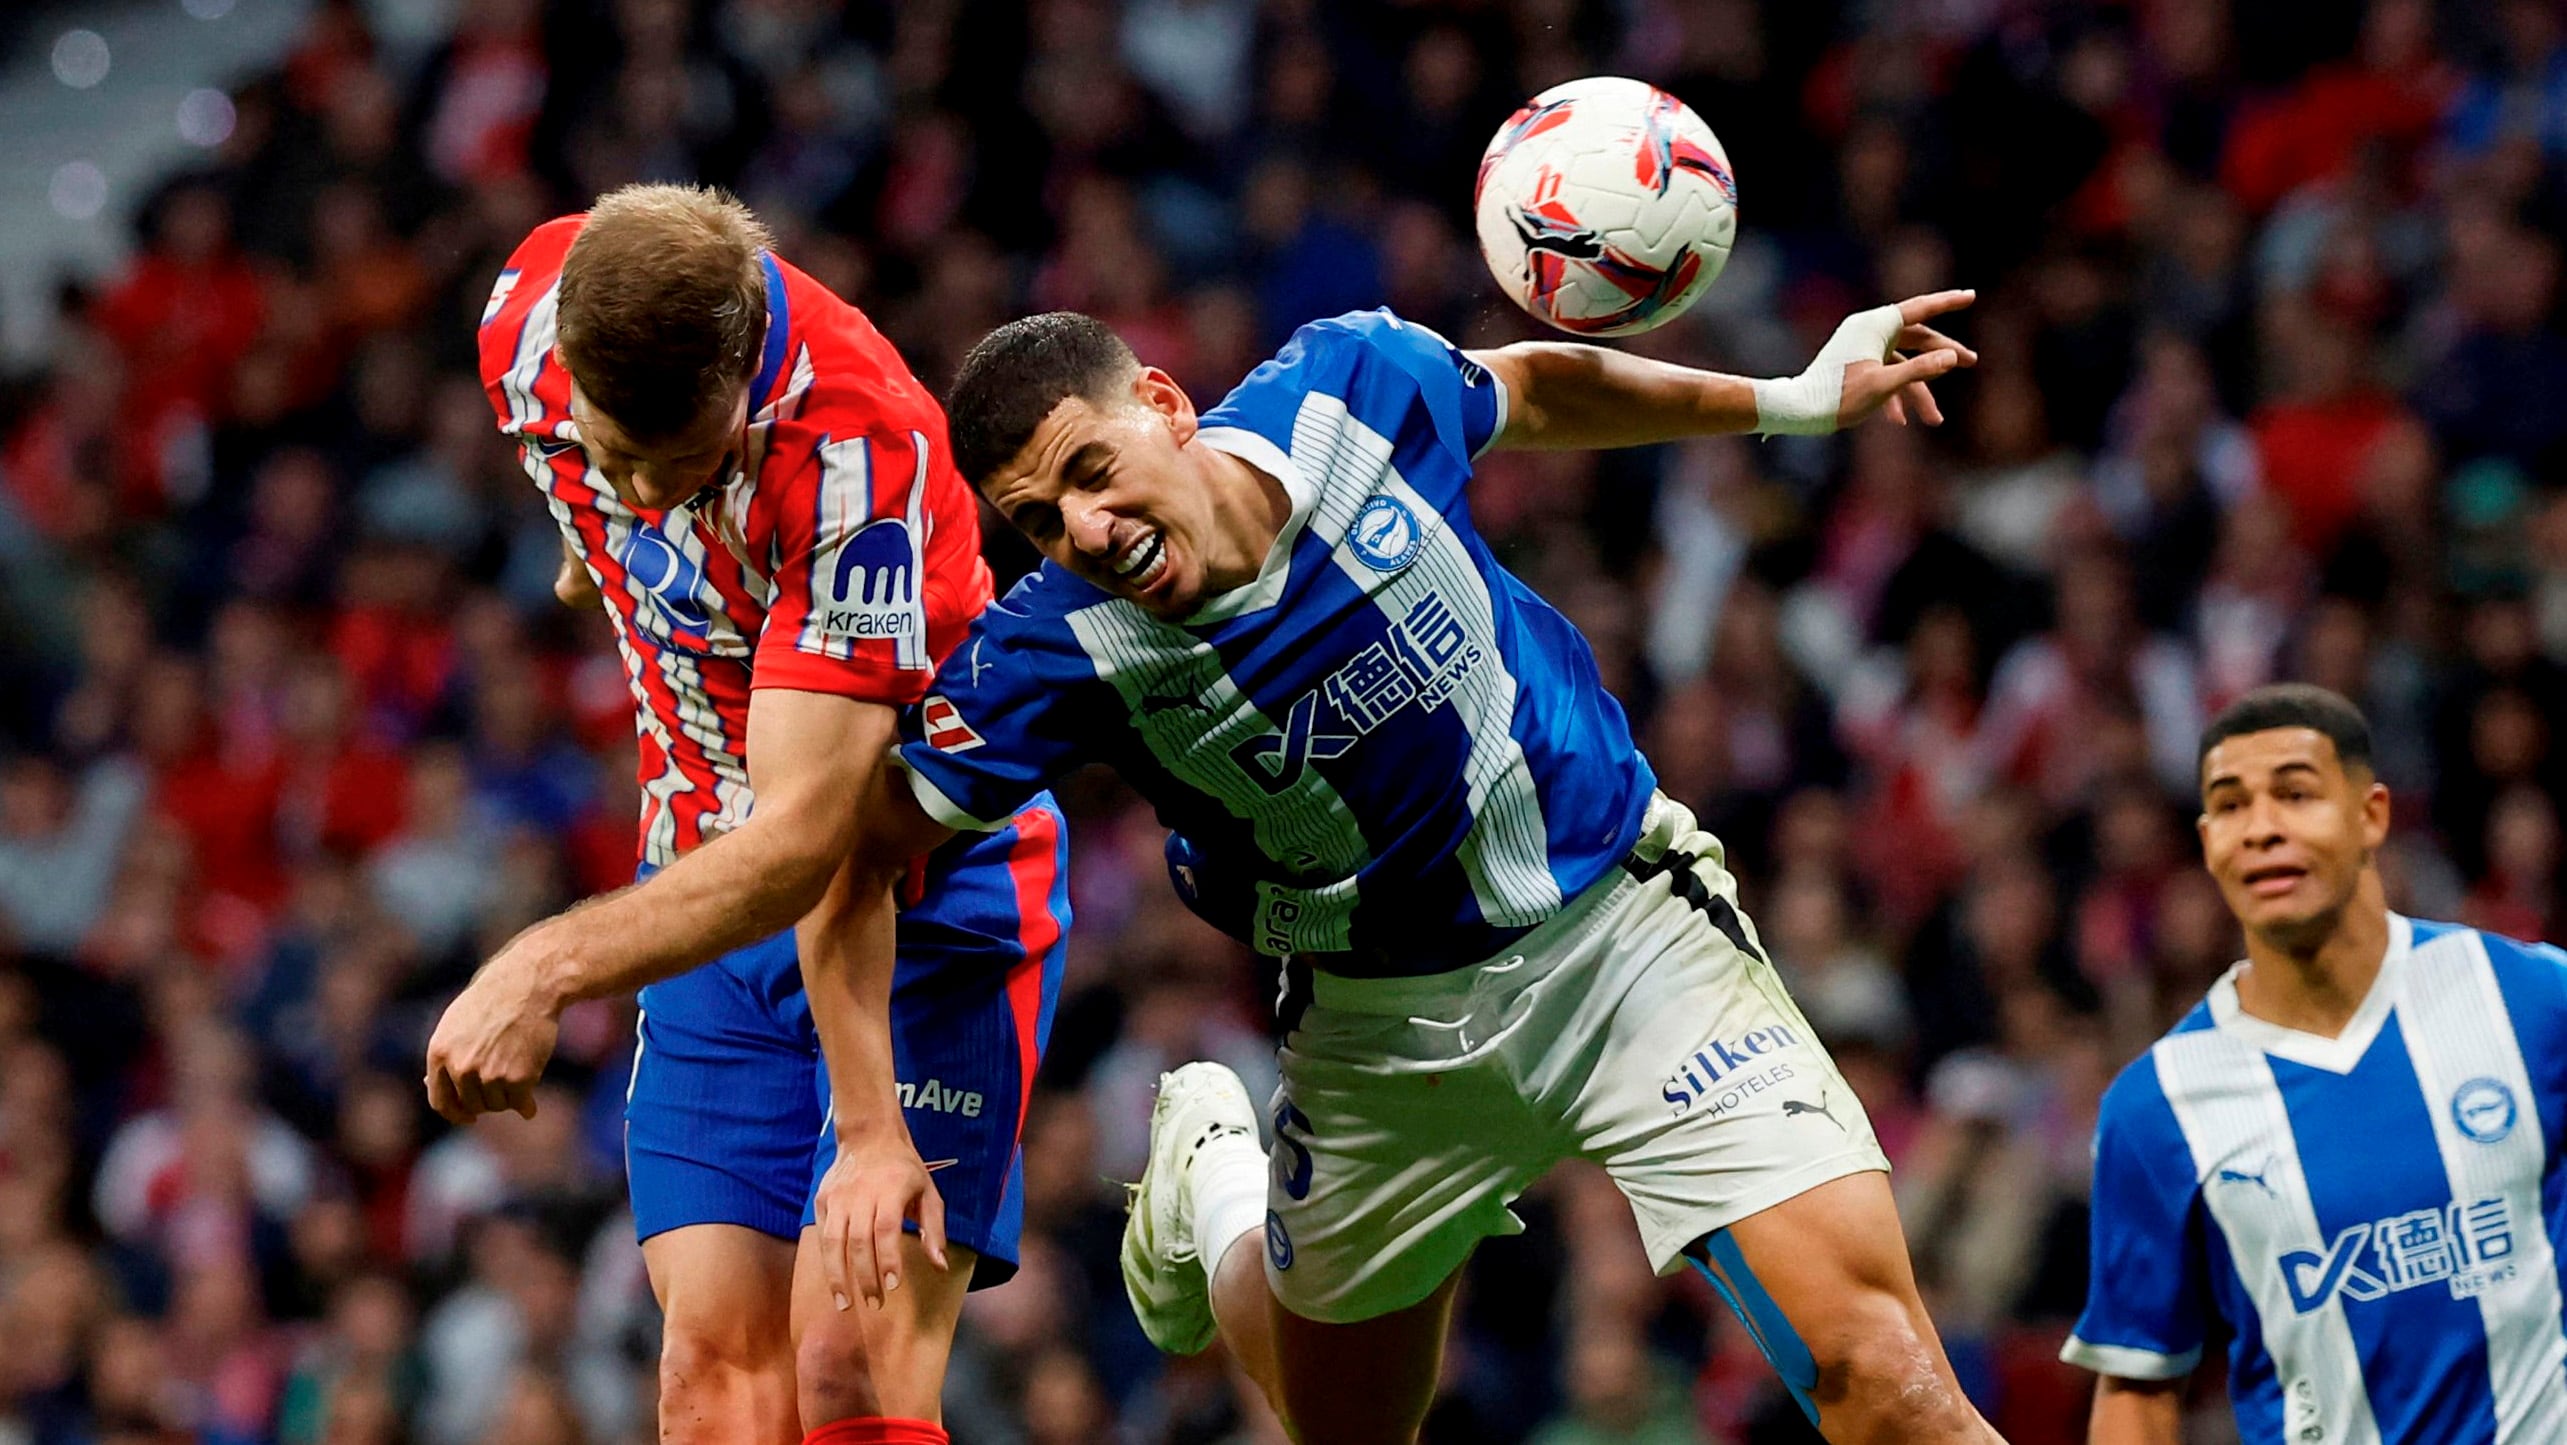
left=1121, top=1061, right=1261, bottom=1355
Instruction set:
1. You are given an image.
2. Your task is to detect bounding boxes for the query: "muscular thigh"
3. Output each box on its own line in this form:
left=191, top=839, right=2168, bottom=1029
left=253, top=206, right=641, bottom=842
left=645, top=1223, right=801, bottom=1361
left=1555, top=846, right=1889, bottom=1275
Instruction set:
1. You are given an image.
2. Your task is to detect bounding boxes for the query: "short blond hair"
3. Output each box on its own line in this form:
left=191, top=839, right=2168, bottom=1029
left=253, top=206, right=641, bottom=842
left=556, top=184, right=776, bottom=438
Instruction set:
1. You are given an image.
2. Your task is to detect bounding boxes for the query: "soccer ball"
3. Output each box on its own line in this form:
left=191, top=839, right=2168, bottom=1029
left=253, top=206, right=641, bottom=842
left=1473, top=77, right=1739, bottom=337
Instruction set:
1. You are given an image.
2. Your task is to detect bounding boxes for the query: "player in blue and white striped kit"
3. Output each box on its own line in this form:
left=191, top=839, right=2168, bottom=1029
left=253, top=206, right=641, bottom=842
left=2067, top=684, right=2567, bottom=1443
left=809, top=295, right=2002, bottom=1444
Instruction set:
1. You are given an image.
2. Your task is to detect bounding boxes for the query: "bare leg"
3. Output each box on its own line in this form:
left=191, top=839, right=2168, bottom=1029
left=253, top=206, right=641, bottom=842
left=642, top=1225, right=802, bottom=1445
left=1697, top=1172, right=2003, bottom=1444
left=788, top=1231, right=976, bottom=1427
left=1132, top=1063, right=1462, bottom=1444
left=1207, top=1229, right=1286, bottom=1411
left=1265, top=1270, right=1464, bottom=1445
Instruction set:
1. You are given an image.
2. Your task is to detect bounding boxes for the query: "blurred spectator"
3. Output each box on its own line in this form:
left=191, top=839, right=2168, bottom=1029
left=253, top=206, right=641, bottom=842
left=93, top=186, right=268, bottom=513
left=1764, top=868, right=1909, bottom=1052
left=1981, top=552, right=2201, bottom=805
left=366, top=746, right=501, bottom=963
left=1838, top=604, right=1992, bottom=927
left=1525, top=1324, right=1705, bottom=1445
left=92, top=1026, right=314, bottom=1270
left=2249, top=307, right=2413, bottom=556
left=2445, top=0, right=2567, bottom=160
left=0, top=755, right=147, bottom=957
left=403, top=1084, right=595, bottom=1267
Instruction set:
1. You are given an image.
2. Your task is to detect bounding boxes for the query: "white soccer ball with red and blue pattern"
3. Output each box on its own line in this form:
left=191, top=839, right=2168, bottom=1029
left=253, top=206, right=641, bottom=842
left=1473, top=77, right=1739, bottom=338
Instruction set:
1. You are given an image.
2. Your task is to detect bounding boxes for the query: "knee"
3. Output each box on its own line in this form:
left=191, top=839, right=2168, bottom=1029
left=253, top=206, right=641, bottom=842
left=1804, top=1293, right=1974, bottom=1437
left=794, top=1301, right=954, bottom=1426
left=794, top=1312, right=885, bottom=1427
left=659, top=1318, right=793, bottom=1442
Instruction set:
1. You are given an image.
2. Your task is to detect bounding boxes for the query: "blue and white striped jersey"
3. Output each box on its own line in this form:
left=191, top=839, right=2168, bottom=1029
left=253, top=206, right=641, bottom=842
left=2065, top=914, right=2567, bottom=1443
left=896, top=310, right=1656, bottom=974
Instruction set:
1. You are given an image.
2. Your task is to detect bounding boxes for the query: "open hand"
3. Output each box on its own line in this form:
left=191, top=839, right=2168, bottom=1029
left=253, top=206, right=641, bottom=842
left=1836, top=289, right=1979, bottom=429
left=813, top=1130, right=950, bottom=1311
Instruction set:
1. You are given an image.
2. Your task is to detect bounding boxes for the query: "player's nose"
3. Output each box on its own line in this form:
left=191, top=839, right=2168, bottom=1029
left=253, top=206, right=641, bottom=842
left=1061, top=496, right=1116, bottom=556
left=2242, top=795, right=2289, bottom=844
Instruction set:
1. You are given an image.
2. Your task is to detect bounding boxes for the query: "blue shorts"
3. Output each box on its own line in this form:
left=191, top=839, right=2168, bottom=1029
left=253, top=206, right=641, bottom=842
left=625, top=797, right=1069, bottom=1288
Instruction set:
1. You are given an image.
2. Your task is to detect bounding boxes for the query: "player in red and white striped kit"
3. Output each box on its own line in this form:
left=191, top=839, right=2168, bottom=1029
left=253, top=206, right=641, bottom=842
left=427, top=186, right=1067, bottom=1445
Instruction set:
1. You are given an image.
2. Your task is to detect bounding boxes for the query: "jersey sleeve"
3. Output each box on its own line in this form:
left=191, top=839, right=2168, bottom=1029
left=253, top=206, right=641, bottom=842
left=755, top=426, right=949, bottom=703
left=2061, top=1060, right=2210, bottom=1380
left=894, top=581, right=1100, bottom=831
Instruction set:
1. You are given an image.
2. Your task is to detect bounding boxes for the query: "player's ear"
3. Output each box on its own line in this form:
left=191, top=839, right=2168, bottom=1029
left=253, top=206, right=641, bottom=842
left=2360, top=778, right=2391, bottom=852
left=1134, top=366, right=1197, bottom=442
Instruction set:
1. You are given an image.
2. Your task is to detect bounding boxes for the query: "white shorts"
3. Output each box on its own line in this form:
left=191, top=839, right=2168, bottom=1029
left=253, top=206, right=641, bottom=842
left=1263, top=793, right=1890, bottom=1324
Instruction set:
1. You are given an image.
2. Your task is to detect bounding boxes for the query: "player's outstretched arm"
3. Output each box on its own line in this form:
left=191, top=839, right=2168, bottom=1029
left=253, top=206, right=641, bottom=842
left=424, top=688, right=897, bottom=1123
left=1472, top=289, right=1977, bottom=451
left=804, top=767, right=959, bottom=1312
left=2089, top=1375, right=2184, bottom=1445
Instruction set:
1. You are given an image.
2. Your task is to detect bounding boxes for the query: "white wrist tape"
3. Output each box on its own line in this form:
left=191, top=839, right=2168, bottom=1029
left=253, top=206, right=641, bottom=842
left=1750, top=304, right=1907, bottom=436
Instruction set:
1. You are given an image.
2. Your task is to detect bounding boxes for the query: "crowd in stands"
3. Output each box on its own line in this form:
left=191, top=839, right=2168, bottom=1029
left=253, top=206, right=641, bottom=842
left=6, top=0, right=2567, bottom=1440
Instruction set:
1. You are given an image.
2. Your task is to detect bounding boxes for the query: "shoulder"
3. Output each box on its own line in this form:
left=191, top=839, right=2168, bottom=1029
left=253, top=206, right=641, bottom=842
left=505, top=215, right=586, bottom=280
left=2098, top=1043, right=2184, bottom=1138
left=2414, top=914, right=2567, bottom=970
left=2098, top=1007, right=2219, bottom=1154
left=477, top=217, right=586, bottom=430
left=980, top=565, right=1112, bottom=646
left=765, top=260, right=942, bottom=438
left=2417, top=915, right=2567, bottom=1027
left=1285, top=309, right=1480, bottom=386
left=480, top=216, right=583, bottom=335
left=925, top=567, right=1121, bottom=718
left=1221, top=310, right=1471, bottom=407
left=2090, top=1040, right=2210, bottom=1203
left=1210, top=309, right=1497, bottom=466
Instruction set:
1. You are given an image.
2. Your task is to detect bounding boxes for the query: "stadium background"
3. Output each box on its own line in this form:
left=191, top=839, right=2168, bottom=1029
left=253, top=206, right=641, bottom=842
left=1, top=0, right=2563, bottom=1440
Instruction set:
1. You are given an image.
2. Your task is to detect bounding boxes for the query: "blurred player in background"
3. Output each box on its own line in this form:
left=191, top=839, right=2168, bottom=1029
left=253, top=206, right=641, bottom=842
left=424, top=185, right=1069, bottom=1445
left=2070, top=685, right=2567, bottom=1444
left=809, top=295, right=2004, bottom=1444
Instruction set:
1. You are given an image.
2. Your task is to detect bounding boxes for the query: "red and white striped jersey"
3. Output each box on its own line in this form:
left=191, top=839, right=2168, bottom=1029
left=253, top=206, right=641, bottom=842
left=477, top=216, right=991, bottom=866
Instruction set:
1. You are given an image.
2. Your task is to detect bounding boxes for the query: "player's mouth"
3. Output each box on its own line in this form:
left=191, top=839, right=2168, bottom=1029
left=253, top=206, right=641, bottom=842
left=2240, top=862, right=2309, bottom=898
left=1109, top=527, right=1170, bottom=594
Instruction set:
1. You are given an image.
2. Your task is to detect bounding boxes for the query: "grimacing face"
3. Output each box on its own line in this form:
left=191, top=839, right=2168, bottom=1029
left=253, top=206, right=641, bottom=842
left=978, top=369, right=1231, bottom=619
left=564, top=366, right=750, bottom=512
left=2197, top=726, right=2390, bottom=953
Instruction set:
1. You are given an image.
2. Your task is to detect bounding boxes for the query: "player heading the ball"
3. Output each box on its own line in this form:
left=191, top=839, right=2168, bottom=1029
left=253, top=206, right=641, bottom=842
left=808, top=282, right=1989, bottom=1445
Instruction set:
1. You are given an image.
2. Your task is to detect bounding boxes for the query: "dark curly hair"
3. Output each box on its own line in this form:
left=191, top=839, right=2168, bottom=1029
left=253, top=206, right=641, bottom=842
left=943, top=312, right=1138, bottom=486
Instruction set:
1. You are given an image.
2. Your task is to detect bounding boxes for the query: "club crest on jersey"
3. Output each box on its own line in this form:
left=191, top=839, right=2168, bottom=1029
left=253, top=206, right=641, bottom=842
left=2452, top=1077, right=2518, bottom=1143
left=921, top=695, right=984, bottom=752
left=822, top=518, right=922, bottom=641
left=619, top=523, right=713, bottom=642
left=1350, top=496, right=1423, bottom=572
